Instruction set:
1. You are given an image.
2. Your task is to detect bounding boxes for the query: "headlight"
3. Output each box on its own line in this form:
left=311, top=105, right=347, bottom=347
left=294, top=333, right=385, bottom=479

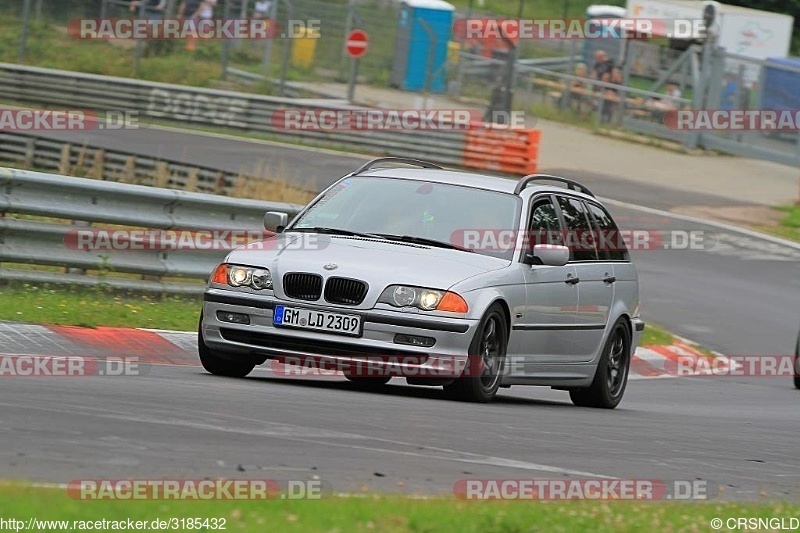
left=210, top=263, right=273, bottom=290
left=392, top=286, right=418, bottom=307
left=251, top=269, right=273, bottom=290
left=229, top=266, right=251, bottom=287
left=378, top=285, right=467, bottom=312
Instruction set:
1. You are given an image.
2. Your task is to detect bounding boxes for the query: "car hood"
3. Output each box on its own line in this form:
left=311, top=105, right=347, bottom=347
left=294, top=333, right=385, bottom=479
left=227, top=233, right=509, bottom=297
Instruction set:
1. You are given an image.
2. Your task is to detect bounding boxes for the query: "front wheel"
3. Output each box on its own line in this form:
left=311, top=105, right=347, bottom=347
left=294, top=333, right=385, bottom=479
left=570, top=319, right=631, bottom=409
left=198, top=321, right=256, bottom=378
left=444, top=304, right=508, bottom=403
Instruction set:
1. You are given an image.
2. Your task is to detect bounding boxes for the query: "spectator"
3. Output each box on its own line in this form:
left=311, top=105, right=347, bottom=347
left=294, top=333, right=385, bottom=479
left=179, top=0, right=217, bottom=51
left=254, top=1, right=272, bottom=18
left=130, top=1, right=170, bottom=56
left=569, top=63, right=589, bottom=111
left=720, top=74, right=737, bottom=110
left=649, top=82, right=683, bottom=120
left=599, top=66, right=622, bottom=123
left=570, top=63, right=588, bottom=90
left=591, top=50, right=613, bottom=81
left=130, top=0, right=166, bottom=17
left=665, top=82, right=682, bottom=99
left=484, top=84, right=510, bottom=124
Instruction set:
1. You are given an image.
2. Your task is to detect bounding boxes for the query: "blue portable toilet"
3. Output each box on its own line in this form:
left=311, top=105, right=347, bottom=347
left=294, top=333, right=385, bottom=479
left=761, top=57, right=800, bottom=110
left=391, top=0, right=455, bottom=93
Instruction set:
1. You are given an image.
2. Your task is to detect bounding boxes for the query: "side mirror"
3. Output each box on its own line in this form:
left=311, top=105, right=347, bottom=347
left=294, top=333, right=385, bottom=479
left=264, top=211, right=288, bottom=233
left=524, top=244, right=569, bottom=267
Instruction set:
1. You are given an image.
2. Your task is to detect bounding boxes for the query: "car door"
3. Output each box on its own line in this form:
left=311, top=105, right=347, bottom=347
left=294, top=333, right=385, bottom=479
left=555, top=195, right=615, bottom=362
left=514, top=195, right=579, bottom=364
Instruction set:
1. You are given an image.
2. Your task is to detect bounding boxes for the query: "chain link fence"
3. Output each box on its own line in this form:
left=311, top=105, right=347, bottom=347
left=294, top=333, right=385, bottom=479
left=2, top=0, right=401, bottom=92
left=4, top=0, right=800, bottom=167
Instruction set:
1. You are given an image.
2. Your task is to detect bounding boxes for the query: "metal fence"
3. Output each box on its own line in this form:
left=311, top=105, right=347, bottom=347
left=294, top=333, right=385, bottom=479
left=458, top=41, right=800, bottom=167
left=697, top=48, right=800, bottom=167
left=0, top=62, right=469, bottom=166
left=0, top=166, right=302, bottom=293
left=5, top=0, right=401, bottom=88
left=5, top=0, right=800, bottom=167
left=0, top=131, right=301, bottom=197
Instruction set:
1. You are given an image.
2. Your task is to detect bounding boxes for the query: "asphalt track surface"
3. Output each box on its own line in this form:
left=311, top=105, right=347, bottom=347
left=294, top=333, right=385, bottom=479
left=2, top=126, right=799, bottom=500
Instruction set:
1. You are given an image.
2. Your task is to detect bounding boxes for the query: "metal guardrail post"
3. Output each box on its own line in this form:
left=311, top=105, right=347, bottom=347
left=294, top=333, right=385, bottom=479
left=19, top=0, right=32, bottom=62
left=134, top=0, right=147, bottom=77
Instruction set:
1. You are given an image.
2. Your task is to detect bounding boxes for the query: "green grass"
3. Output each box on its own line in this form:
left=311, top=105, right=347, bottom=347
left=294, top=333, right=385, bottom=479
left=639, top=323, right=675, bottom=347
left=2, top=484, right=798, bottom=532
left=0, top=283, right=200, bottom=330
left=777, top=204, right=800, bottom=233
left=752, top=204, right=800, bottom=244
left=449, top=0, right=623, bottom=18
left=1, top=282, right=688, bottom=350
left=0, top=16, right=230, bottom=88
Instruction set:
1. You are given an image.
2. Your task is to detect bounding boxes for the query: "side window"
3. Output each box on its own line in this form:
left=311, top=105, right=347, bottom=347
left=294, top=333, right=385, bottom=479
left=586, top=202, right=629, bottom=261
left=528, top=197, right=562, bottom=247
left=556, top=196, right=599, bottom=261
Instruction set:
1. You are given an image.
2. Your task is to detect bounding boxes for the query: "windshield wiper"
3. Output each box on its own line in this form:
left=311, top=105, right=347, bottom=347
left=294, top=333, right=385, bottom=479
left=375, top=234, right=473, bottom=252
left=290, top=226, right=386, bottom=240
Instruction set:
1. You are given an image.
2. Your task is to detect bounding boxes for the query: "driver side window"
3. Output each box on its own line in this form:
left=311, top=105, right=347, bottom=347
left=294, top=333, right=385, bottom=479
left=528, top=197, right=562, bottom=248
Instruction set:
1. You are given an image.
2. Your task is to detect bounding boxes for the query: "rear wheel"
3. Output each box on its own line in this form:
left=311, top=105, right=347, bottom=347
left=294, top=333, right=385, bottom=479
left=198, top=319, right=256, bottom=378
left=570, top=319, right=631, bottom=409
left=444, top=304, right=508, bottom=403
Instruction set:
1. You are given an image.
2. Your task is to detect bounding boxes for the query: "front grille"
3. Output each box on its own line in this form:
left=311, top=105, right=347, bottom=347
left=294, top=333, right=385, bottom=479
left=283, top=273, right=322, bottom=301
left=324, top=277, right=368, bottom=305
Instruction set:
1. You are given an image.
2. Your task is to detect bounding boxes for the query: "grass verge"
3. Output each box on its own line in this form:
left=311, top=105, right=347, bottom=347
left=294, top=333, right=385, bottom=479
left=639, top=323, right=675, bottom=347
left=3, top=283, right=687, bottom=350
left=2, top=484, right=798, bottom=533
left=772, top=204, right=800, bottom=243
left=751, top=204, right=800, bottom=244
left=0, top=284, right=200, bottom=330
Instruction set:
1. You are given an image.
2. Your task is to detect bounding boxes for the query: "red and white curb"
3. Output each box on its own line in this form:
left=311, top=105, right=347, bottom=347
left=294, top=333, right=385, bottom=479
left=0, top=322, right=729, bottom=379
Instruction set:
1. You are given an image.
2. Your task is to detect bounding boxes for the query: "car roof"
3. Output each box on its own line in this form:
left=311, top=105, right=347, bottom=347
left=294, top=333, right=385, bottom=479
left=356, top=168, right=597, bottom=201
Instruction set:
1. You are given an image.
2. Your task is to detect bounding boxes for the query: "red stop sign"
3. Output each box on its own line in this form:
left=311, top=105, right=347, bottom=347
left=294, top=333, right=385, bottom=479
left=346, top=30, right=369, bottom=58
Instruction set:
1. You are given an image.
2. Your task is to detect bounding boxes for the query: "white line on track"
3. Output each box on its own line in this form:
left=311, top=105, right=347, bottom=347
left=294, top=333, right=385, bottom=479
left=600, top=197, right=800, bottom=251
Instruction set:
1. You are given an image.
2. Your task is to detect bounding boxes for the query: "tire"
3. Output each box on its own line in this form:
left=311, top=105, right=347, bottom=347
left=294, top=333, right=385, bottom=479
left=794, top=357, right=800, bottom=390
left=570, top=319, right=631, bottom=409
left=444, top=303, right=508, bottom=403
left=198, top=319, right=256, bottom=378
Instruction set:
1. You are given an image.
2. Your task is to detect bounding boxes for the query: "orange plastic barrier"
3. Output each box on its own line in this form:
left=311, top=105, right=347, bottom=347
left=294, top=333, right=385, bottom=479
left=462, top=124, right=540, bottom=175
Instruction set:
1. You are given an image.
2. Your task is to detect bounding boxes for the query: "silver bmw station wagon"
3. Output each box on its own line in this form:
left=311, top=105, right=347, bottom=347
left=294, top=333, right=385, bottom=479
left=199, top=158, right=644, bottom=408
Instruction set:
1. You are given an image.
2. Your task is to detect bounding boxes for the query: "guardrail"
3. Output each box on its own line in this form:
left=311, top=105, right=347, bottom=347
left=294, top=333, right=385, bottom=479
left=0, top=167, right=303, bottom=294
left=0, top=63, right=546, bottom=173
left=0, top=62, right=468, bottom=166
left=0, top=131, right=315, bottom=199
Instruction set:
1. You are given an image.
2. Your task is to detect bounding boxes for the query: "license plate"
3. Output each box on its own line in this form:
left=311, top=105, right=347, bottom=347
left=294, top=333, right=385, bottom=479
left=273, top=305, right=362, bottom=337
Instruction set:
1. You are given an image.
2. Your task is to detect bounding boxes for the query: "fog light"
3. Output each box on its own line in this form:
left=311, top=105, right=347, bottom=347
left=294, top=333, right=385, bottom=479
left=394, top=334, right=436, bottom=348
left=217, top=311, right=250, bottom=325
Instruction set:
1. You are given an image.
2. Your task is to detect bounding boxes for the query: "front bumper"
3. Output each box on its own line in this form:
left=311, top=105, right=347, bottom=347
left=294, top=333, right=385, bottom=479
left=632, top=317, right=645, bottom=352
left=201, top=289, right=479, bottom=376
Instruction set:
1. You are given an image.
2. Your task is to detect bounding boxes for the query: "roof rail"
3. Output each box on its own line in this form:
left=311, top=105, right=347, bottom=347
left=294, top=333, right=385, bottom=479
left=514, top=173, right=595, bottom=197
left=351, top=157, right=443, bottom=175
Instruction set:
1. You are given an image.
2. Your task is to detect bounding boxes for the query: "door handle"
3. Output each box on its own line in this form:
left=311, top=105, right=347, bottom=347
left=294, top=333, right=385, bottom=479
left=565, top=275, right=580, bottom=285
left=603, top=275, right=616, bottom=284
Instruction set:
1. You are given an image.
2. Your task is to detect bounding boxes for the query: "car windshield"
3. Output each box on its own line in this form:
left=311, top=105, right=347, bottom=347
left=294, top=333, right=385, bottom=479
left=290, top=176, right=521, bottom=260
